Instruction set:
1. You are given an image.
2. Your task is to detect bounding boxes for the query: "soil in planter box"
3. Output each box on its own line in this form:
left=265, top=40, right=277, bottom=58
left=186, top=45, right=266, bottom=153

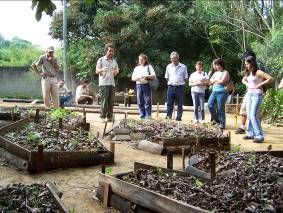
left=0, top=183, right=60, bottom=212
left=120, top=153, right=283, bottom=212
left=4, top=122, right=104, bottom=152
left=21, top=108, right=85, bottom=129
left=121, top=119, right=227, bottom=145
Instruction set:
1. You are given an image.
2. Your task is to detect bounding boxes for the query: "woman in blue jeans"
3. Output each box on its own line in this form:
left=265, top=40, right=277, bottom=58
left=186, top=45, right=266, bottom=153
left=132, top=54, right=156, bottom=119
left=189, top=61, right=209, bottom=125
left=208, top=58, right=229, bottom=129
left=242, top=56, right=273, bottom=143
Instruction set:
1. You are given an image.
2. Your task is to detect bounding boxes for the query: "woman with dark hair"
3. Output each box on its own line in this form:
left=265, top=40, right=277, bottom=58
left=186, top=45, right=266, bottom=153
left=132, top=53, right=156, bottom=119
left=208, top=58, right=229, bottom=129
left=242, top=56, right=273, bottom=143
left=208, top=61, right=219, bottom=124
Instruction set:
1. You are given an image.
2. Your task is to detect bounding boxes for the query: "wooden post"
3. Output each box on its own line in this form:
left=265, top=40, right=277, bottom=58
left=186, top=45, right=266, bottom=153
left=167, top=151, right=173, bottom=169
left=182, top=148, right=185, bottom=171
left=101, top=164, right=106, bottom=174
left=156, top=102, right=159, bottom=118
left=110, top=142, right=115, bottom=154
left=209, top=151, right=216, bottom=178
left=103, top=183, right=111, bottom=207
left=34, top=109, right=40, bottom=123
left=124, top=112, right=128, bottom=127
left=83, top=108, right=87, bottom=124
left=102, top=121, right=108, bottom=139
left=112, top=113, right=115, bottom=124
left=37, top=144, right=44, bottom=172
left=58, top=118, right=63, bottom=129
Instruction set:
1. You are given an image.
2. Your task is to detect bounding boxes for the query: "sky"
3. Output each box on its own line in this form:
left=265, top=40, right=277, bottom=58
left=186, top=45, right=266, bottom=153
left=0, top=0, right=63, bottom=50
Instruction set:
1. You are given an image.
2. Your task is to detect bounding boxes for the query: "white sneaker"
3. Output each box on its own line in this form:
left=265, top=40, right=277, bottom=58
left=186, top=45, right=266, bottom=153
left=100, top=118, right=106, bottom=123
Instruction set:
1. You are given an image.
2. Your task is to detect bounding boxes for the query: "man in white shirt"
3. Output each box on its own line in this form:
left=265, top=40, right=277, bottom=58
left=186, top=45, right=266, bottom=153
left=96, top=43, right=119, bottom=122
left=75, top=80, right=94, bottom=105
left=165, top=51, right=188, bottom=121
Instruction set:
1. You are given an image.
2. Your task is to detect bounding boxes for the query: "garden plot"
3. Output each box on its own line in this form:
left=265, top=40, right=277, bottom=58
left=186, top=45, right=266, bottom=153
left=0, top=118, right=113, bottom=172
left=0, top=107, right=21, bottom=128
left=21, top=108, right=90, bottom=131
left=0, top=182, right=68, bottom=212
left=97, top=151, right=283, bottom=213
left=118, top=119, right=230, bottom=154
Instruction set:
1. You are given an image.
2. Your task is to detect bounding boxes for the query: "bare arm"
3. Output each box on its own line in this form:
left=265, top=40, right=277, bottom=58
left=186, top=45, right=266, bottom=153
left=256, top=70, right=273, bottom=89
left=216, top=71, right=229, bottom=84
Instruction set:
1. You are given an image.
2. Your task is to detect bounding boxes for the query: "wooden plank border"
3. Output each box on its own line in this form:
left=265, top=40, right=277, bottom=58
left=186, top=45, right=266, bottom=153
left=98, top=173, right=209, bottom=213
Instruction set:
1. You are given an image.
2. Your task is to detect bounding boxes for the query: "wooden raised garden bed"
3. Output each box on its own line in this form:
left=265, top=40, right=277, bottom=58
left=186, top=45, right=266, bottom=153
left=21, top=108, right=90, bottom=131
left=0, top=118, right=114, bottom=172
left=0, top=181, right=68, bottom=212
left=122, top=119, right=230, bottom=154
left=97, top=162, right=209, bottom=213
left=97, top=151, right=283, bottom=213
left=0, top=107, right=21, bottom=128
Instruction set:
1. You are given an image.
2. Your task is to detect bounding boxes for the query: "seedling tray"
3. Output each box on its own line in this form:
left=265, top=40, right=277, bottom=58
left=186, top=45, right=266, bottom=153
left=0, top=118, right=114, bottom=172
left=0, top=182, right=68, bottom=212
left=97, top=162, right=209, bottom=213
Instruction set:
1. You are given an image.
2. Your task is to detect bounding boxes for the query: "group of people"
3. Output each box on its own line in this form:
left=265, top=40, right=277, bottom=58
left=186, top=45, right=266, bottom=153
left=32, top=43, right=275, bottom=143
left=131, top=49, right=274, bottom=143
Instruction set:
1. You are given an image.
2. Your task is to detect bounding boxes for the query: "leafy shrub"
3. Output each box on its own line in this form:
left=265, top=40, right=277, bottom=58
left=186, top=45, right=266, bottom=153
left=261, top=88, right=283, bottom=124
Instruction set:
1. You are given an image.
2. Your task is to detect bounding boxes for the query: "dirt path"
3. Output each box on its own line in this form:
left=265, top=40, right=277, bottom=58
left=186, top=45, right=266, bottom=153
left=0, top=102, right=282, bottom=212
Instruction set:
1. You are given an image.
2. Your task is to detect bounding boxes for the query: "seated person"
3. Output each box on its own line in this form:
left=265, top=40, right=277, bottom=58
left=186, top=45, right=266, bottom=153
left=58, top=80, right=73, bottom=107
left=75, top=79, right=95, bottom=105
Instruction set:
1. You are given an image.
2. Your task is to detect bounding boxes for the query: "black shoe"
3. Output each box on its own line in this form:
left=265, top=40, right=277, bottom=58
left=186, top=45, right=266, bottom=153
left=165, top=116, right=171, bottom=120
left=176, top=118, right=182, bottom=121
left=253, top=138, right=264, bottom=143
left=235, top=128, right=245, bottom=134
left=243, top=135, right=254, bottom=140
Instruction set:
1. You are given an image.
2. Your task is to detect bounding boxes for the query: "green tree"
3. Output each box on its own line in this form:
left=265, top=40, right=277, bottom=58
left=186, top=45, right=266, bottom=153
left=0, top=35, right=44, bottom=66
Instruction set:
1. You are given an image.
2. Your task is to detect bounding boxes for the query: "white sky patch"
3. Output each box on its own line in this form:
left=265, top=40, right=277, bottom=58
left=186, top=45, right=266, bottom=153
left=0, top=0, right=63, bottom=50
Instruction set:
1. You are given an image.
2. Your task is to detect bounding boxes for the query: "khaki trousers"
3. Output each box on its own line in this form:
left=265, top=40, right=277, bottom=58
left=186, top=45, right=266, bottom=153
left=41, top=77, right=59, bottom=108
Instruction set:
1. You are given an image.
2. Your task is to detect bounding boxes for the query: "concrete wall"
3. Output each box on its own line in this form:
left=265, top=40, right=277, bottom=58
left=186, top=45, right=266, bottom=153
left=0, top=66, right=42, bottom=98
left=0, top=67, right=193, bottom=105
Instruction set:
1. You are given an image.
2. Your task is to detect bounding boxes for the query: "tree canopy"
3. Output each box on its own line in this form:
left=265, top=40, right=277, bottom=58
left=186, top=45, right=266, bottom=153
left=48, top=0, right=282, bottom=93
left=0, top=35, right=44, bottom=66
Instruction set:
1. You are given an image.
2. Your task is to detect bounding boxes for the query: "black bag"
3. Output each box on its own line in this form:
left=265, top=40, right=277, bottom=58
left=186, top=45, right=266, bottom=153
left=147, top=65, right=159, bottom=90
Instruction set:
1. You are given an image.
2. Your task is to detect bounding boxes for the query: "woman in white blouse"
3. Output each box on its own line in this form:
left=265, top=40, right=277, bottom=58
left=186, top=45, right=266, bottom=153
left=132, top=54, right=156, bottom=119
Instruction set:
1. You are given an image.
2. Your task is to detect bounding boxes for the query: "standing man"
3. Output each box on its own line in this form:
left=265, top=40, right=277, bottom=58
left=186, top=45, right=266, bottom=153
left=31, top=46, right=60, bottom=108
left=165, top=51, right=188, bottom=121
left=96, top=43, right=119, bottom=123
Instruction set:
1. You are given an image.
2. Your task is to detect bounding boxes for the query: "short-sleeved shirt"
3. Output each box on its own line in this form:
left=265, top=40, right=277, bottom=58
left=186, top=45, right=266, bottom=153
left=96, top=56, right=119, bottom=86
left=58, top=86, right=69, bottom=97
left=32, top=54, right=59, bottom=77
left=165, top=63, right=188, bottom=86
left=189, top=71, right=208, bottom=93
left=132, top=65, right=156, bottom=84
left=75, top=85, right=90, bottom=102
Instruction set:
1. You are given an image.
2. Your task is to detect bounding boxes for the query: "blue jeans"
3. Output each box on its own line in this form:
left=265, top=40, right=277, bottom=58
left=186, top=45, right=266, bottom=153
left=136, top=84, right=152, bottom=118
left=208, top=91, right=228, bottom=128
left=246, top=93, right=264, bottom=140
left=59, top=94, right=73, bottom=107
left=166, top=85, right=184, bottom=121
left=191, top=92, right=205, bottom=122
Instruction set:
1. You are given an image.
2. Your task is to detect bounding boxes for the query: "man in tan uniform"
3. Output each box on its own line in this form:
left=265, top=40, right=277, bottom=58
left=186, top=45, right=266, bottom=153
left=32, top=46, right=60, bottom=108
